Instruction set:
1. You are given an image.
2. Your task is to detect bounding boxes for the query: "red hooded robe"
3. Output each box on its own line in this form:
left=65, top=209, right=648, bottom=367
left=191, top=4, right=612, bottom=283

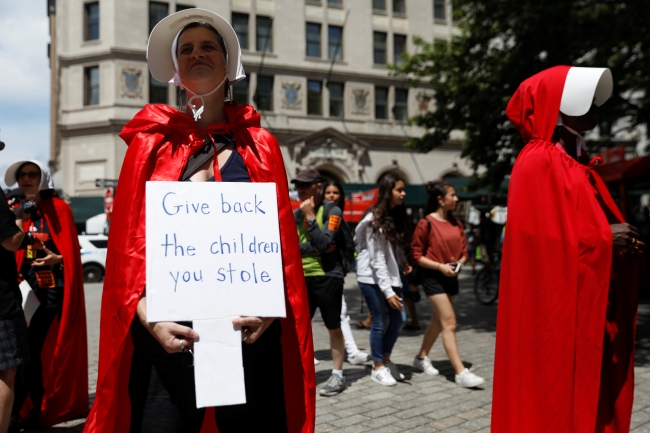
left=492, top=65, right=637, bottom=432
left=83, top=103, right=315, bottom=433
left=15, top=197, right=88, bottom=427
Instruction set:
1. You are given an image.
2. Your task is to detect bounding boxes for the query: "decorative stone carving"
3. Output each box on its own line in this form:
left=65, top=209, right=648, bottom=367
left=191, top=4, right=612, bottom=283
left=351, top=88, right=370, bottom=115
left=281, top=82, right=302, bottom=110
left=121, top=67, right=143, bottom=99
left=287, top=129, right=370, bottom=182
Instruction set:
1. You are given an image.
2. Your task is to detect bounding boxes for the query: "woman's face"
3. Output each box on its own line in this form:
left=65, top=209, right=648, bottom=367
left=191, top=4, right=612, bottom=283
left=561, top=103, right=599, bottom=133
left=438, top=186, right=458, bottom=211
left=177, top=27, right=228, bottom=94
left=324, top=185, right=341, bottom=205
left=389, top=180, right=406, bottom=209
left=17, top=163, right=41, bottom=198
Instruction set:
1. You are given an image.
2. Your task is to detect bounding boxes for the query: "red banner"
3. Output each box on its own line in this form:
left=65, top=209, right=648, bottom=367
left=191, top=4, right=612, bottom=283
left=290, top=188, right=378, bottom=223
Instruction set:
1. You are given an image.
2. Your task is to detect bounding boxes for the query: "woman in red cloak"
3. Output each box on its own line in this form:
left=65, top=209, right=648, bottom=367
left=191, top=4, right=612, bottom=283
left=3, top=160, right=88, bottom=428
left=83, top=8, right=315, bottom=433
left=492, top=66, right=643, bottom=433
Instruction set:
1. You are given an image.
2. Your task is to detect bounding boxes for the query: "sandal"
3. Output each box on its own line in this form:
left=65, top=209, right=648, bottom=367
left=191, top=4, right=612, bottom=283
left=355, top=321, right=371, bottom=329
left=403, top=323, right=421, bottom=330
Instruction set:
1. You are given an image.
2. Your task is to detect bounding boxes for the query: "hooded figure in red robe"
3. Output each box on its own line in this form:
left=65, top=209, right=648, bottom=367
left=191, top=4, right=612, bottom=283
left=4, top=160, right=88, bottom=428
left=492, top=66, right=641, bottom=433
left=84, top=8, right=315, bottom=433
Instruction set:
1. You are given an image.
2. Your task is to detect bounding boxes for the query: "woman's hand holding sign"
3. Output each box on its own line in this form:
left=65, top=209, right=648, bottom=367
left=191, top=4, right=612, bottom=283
left=137, top=296, right=199, bottom=353
left=232, top=316, right=275, bottom=344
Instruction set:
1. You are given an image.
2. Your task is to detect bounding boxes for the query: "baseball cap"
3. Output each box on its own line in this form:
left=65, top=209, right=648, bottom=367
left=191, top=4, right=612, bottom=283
left=291, top=169, right=323, bottom=184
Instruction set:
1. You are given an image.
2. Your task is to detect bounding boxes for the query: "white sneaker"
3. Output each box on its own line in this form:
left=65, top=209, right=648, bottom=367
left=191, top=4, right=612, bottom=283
left=347, top=351, right=370, bottom=365
left=412, top=356, right=439, bottom=376
left=371, top=366, right=397, bottom=386
left=314, top=357, right=320, bottom=365
left=455, top=368, right=485, bottom=388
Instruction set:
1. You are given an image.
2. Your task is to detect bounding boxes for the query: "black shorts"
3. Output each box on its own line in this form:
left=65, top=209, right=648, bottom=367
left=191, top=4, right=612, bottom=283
left=422, top=270, right=459, bottom=297
left=0, top=309, right=29, bottom=371
left=305, top=276, right=344, bottom=330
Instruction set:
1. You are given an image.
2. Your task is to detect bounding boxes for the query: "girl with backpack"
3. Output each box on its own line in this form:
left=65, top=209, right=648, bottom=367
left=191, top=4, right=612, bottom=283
left=320, top=180, right=370, bottom=365
left=410, top=181, right=485, bottom=388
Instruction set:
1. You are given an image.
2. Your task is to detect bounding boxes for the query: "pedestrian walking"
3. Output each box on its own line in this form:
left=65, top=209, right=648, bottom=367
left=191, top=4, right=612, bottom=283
left=293, top=171, right=348, bottom=397
left=4, top=160, right=88, bottom=428
left=355, top=174, right=411, bottom=386
left=410, top=181, right=485, bottom=388
left=84, top=9, right=314, bottom=433
left=0, top=187, right=26, bottom=433
left=492, top=66, right=643, bottom=433
left=321, top=180, right=370, bottom=366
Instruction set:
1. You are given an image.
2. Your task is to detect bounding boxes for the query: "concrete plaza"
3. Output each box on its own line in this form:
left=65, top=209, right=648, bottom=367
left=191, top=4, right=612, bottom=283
left=31, top=270, right=650, bottom=432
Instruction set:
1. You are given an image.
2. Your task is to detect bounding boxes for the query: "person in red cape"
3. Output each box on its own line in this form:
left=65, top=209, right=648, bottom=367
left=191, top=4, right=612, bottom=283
left=492, top=65, right=644, bottom=433
left=83, top=8, right=315, bottom=433
left=3, top=160, right=88, bottom=429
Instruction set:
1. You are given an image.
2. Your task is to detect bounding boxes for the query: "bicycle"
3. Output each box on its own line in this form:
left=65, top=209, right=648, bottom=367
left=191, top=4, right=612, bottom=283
left=474, top=251, right=501, bottom=305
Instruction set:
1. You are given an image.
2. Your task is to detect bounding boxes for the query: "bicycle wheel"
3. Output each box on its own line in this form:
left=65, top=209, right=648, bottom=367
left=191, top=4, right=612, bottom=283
left=474, top=267, right=499, bottom=305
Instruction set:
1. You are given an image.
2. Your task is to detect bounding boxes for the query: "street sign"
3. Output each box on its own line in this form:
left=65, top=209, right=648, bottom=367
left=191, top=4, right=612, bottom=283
left=95, top=179, right=118, bottom=188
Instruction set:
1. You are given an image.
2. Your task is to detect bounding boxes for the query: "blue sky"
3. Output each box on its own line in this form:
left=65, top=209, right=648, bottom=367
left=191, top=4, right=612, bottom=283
left=0, top=1, right=50, bottom=188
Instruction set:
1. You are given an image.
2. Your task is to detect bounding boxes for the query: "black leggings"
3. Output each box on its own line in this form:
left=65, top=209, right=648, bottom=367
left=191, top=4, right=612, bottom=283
left=128, top=319, right=288, bottom=433
left=12, top=306, right=58, bottom=422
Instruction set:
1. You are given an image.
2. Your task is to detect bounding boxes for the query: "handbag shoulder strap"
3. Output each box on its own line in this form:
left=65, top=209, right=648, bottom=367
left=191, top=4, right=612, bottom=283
left=180, top=133, right=234, bottom=181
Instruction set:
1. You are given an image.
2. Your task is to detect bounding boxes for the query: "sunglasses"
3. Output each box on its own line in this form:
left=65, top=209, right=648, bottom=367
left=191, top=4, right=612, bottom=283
left=17, top=171, right=40, bottom=180
left=295, top=182, right=314, bottom=189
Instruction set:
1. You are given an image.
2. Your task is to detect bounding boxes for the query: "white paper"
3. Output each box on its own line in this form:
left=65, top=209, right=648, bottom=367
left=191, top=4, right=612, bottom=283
left=19, top=280, right=40, bottom=327
left=145, top=182, right=286, bottom=322
left=145, top=182, right=287, bottom=408
left=193, top=318, right=246, bottom=408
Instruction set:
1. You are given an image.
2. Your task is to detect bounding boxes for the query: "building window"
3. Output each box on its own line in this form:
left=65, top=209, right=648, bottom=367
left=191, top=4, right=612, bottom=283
left=233, top=75, right=249, bottom=105
left=393, top=0, right=406, bottom=14
left=306, top=23, right=321, bottom=57
left=255, top=75, right=273, bottom=111
left=373, top=32, right=387, bottom=64
left=375, top=86, right=388, bottom=119
left=328, top=25, right=343, bottom=60
left=176, top=4, right=193, bottom=11
left=328, top=82, right=343, bottom=117
left=256, top=16, right=273, bottom=52
left=232, top=13, right=249, bottom=50
left=393, top=34, right=406, bottom=65
left=148, top=2, right=168, bottom=35
left=84, top=2, right=100, bottom=41
left=372, top=0, right=386, bottom=11
left=328, top=0, right=342, bottom=4
left=307, top=80, right=322, bottom=115
left=394, top=88, right=408, bottom=121
left=84, top=66, right=100, bottom=106
left=434, top=0, right=446, bottom=20
left=149, top=73, right=167, bottom=104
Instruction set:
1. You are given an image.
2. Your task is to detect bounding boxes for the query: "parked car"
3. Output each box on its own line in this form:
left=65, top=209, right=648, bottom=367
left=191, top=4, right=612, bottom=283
left=78, top=234, right=108, bottom=283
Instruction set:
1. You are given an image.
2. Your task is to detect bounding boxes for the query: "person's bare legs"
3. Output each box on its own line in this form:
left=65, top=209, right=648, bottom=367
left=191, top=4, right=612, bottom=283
left=0, top=367, right=16, bottom=433
left=418, top=303, right=441, bottom=357
left=419, top=294, right=465, bottom=373
left=329, top=328, right=345, bottom=370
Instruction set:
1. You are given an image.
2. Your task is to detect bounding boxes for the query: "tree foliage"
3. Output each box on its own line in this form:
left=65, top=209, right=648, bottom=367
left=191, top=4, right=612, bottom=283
left=392, top=0, right=650, bottom=190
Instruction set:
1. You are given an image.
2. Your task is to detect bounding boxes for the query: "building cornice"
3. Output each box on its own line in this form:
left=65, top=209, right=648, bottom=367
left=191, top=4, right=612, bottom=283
left=59, top=48, right=146, bottom=66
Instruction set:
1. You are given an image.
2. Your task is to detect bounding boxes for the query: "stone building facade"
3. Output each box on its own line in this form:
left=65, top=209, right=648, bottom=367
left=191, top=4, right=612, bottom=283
left=52, top=0, right=470, bottom=201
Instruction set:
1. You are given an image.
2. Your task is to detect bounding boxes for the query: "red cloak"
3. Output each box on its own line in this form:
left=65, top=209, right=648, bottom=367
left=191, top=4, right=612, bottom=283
left=83, top=103, right=315, bottom=433
left=492, top=65, right=636, bottom=432
left=15, top=197, right=88, bottom=427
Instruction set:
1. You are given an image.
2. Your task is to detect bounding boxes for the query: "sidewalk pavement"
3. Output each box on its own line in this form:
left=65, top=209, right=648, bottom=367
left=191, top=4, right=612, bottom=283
left=30, top=270, right=650, bottom=432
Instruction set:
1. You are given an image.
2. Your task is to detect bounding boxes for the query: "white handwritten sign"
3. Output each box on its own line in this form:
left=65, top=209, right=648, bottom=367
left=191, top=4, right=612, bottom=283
left=145, top=181, right=286, bottom=407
